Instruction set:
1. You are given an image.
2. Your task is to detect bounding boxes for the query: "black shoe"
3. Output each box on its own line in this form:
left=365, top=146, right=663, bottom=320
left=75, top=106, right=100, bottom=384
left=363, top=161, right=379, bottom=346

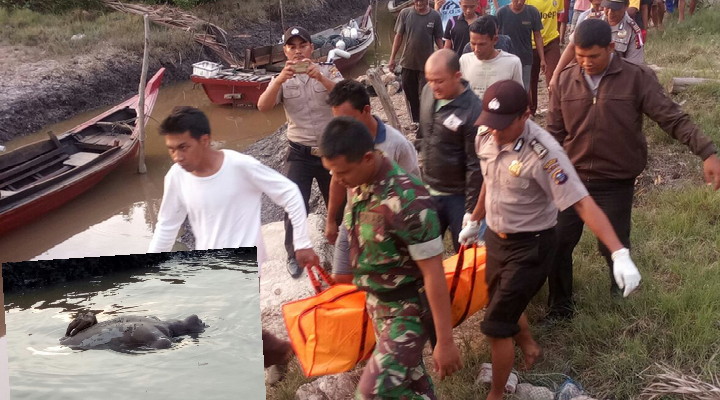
left=286, top=258, right=302, bottom=279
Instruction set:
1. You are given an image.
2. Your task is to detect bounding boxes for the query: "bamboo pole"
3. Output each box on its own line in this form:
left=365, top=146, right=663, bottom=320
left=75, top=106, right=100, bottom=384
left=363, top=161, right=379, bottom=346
left=137, top=14, right=150, bottom=174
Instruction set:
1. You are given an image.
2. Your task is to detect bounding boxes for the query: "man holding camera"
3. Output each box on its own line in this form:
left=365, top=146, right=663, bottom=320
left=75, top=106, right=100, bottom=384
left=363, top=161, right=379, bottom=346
left=258, top=26, right=343, bottom=278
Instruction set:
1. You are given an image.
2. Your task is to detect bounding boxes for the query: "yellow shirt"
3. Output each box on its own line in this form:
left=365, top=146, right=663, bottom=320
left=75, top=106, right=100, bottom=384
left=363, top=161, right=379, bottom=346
left=629, top=0, right=640, bottom=9
left=526, top=0, right=564, bottom=48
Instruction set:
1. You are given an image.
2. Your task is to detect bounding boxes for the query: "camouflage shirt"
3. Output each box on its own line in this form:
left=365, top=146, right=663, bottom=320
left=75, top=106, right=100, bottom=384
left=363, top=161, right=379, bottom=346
left=345, top=155, right=444, bottom=293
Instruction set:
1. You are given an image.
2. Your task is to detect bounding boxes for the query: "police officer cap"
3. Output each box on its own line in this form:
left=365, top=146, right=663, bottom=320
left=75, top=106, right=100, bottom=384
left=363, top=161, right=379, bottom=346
left=601, top=0, right=629, bottom=10
left=475, top=80, right=529, bottom=131
left=283, top=26, right=312, bottom=44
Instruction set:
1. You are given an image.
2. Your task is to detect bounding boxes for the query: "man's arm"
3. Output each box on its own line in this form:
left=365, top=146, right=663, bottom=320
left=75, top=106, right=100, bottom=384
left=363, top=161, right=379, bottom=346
left=550, top=41, right=575, bottom=90
left=307, top=62, right=341, bottom=91
left=257, top=63, right=295, bottom=112
left=638, top=67, right=720, bottom=189
left=547, top=69, right=569, bottom=144
left=148, top=172, right=187, bottom=253
left=324, top=175, right=347, bottom=244
left=388, top=32, right=404, bottom=72
left=623, top=29, right=645, bottom=65
left=415, top=254, right=463, bottom=379
left=572, top=196, right=624, bottom=253
left=464, top=116, right=483, bottom=213
left=533, top=30, right=547, bottom=74
left=249, top=160, right=313, bottom=251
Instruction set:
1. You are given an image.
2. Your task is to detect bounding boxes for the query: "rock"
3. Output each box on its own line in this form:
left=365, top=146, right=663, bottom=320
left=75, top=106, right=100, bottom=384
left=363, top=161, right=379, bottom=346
left=295, top=370, right=360, bottom=400
left=514, top=383, right=554, bottom=400
left=570, top=396, right=598, bottom=400
left=260, top=213, right=334, bottom=338
left=70, top=34, right=86, bottom=41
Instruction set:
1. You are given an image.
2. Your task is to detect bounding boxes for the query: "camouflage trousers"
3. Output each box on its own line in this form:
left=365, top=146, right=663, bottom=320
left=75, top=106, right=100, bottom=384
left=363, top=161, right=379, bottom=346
left=355, top=296, right=436, bottom=400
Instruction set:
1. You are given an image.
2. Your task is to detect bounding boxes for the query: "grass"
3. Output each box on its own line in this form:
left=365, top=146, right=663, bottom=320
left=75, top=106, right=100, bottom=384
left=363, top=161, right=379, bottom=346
left=269, top=6, right=720, bottom=399
left=0, top=7, right=194, bottom=59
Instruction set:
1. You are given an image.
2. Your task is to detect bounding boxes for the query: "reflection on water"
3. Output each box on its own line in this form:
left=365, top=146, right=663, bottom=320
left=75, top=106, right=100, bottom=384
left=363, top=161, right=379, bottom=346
left=4, top=251, right=263, bottom=399
left=0, top=3, right=397, bottom=263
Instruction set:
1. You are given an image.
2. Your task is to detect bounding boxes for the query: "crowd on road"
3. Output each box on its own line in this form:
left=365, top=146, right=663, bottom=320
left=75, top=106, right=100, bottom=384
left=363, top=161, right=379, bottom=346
left=145, top=1, right=718, bottom=398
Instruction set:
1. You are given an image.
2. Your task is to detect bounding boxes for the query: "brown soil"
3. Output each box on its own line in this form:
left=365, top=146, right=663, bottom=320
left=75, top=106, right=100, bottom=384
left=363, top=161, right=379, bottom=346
left=0, top=0, right=367, bottom=143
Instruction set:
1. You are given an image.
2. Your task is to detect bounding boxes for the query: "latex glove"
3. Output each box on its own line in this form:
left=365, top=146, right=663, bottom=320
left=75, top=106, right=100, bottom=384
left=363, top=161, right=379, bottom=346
left=611, top=248, right=641, bottom=297
left=458, top=220, right=480, bottom=245
left=462, top=213, right=473, bottom=228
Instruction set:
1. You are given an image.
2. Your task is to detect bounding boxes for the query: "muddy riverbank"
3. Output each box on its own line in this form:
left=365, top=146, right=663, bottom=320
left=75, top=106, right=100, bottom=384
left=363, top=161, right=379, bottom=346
left=0, top=0, right=369, bottom=142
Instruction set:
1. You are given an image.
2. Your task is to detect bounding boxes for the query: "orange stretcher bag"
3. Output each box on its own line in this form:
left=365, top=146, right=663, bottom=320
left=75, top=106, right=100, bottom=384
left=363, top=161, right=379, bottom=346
left=282, top=265, right=375, bottom=377
left=444, top=244, right=488, bottom=327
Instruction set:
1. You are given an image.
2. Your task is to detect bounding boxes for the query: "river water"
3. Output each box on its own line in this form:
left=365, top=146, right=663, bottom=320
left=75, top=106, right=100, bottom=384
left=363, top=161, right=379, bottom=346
left=4, top=251, right=263, bottom=399
left=0, top=3, right=396, bottom=264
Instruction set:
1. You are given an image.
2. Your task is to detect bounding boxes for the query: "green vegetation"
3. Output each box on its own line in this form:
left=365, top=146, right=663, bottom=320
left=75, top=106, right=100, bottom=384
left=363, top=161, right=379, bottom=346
left=270, top=7, right=720, bottom=400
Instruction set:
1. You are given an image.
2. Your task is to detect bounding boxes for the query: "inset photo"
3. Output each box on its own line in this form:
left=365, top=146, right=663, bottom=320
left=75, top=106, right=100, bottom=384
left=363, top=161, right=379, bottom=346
left=2, top=248, right=263, bottom=399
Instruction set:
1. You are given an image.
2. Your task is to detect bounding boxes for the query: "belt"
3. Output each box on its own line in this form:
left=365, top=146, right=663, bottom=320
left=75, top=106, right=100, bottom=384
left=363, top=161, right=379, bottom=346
left=288, top=140, right=321, bottom=157
left=490, top=227, right=554, bottom=240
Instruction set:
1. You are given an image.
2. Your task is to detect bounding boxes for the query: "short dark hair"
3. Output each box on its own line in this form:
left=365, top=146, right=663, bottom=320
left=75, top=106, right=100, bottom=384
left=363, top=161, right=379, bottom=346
left=574, top=19, right=613, bottom=49
left=327, top=79, right=370, bottom=111
left=159, top=106, right=210, bottom=139
left=469, top=16, right=498, bottom=38
left=319, top=117, right=374, bottom=162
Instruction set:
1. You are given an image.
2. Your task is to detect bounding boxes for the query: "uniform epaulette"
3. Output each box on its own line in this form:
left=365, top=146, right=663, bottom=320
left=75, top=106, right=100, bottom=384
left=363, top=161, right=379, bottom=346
left=626, top=17, right=644, bottom=48
left=529, top=139, right=548, bottom=159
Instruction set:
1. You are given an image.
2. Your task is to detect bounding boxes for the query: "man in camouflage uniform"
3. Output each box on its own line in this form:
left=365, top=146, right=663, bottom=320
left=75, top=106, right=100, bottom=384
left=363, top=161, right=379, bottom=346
left=319, top=117, right=462, bottom=399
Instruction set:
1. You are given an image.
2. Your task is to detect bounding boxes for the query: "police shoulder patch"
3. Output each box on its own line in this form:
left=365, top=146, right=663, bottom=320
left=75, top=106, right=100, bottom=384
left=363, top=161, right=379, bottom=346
left=543, top=158, right=559, bottom=171
left=529, top=139, right=548, bottom=159
left=551, top=168, right=568, bottom=185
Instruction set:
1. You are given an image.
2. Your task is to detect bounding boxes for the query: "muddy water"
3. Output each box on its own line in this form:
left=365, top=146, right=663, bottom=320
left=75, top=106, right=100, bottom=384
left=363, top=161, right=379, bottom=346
left=0, top=3, right=396, bottom=264
left=4, top=253, right=263, bottom=399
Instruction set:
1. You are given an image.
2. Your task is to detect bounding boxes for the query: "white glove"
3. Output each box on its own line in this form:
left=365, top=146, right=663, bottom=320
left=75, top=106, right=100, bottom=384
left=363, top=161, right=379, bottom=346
left=458, top=220, right=480, bottom=245
left=611, top=248, right=641, bottom=297
left=462, top=213, right=473, bottom=228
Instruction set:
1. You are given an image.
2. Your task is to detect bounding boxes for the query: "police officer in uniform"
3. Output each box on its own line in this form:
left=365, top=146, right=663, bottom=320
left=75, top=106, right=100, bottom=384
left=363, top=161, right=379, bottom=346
left=258, top=26, right=343, bottom=278
left=459, top=80, right=641, bottom=400
left=549, top=0, right=643, bottom=87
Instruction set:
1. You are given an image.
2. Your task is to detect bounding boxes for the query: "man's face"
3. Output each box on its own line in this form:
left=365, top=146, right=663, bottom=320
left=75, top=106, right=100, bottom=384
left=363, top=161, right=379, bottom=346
left=331, top=102, right=372, bottom=131
left=605, top=5, right=627, bottom=24
left=511, top=0, right=526, bottom=9
left=488, top=112, right=528, bottom=145
left=321, top=153, right=374, bottom=188
left=425, top=61, right=462, bottom=100
left=470, top=32, right=498, bottom=61
left=164, top=131, right=209, bottom=173
left=575, top=44, right=614, bottom=75
left=414, top=0, right=430, bottom=13
left=284, top=37, right=313, bottom=61
left=460, top=0, right=479, bottom=18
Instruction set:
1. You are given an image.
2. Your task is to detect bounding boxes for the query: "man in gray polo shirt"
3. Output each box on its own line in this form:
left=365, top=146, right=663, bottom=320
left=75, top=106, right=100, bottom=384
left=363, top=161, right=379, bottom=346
left=388, top=0, right=444, bottom=123
left=460, top=80, right=641, bottom=400
left=324, top=79, right=420, bottom=283
left=258, top=26, right=343, bottom=278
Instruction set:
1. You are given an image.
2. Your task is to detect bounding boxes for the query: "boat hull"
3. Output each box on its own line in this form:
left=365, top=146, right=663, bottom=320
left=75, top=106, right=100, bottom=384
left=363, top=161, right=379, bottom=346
left=190, top=76, right=269, bottom=107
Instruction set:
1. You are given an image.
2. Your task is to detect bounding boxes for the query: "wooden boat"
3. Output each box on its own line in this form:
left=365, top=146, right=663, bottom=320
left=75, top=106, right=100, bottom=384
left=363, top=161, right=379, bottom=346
left=190, top=5, right=374, bottom=107
left=0, top=68, right=165, bottom=237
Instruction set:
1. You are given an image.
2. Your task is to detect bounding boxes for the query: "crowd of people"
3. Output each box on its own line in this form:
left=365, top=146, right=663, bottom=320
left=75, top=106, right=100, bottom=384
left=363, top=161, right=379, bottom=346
left=146, top=1, right=719, bottom=398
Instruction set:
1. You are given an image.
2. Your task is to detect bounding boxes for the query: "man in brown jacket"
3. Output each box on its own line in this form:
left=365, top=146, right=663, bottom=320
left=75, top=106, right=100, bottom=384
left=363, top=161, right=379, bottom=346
left=546, top=19, right=720, bottom=319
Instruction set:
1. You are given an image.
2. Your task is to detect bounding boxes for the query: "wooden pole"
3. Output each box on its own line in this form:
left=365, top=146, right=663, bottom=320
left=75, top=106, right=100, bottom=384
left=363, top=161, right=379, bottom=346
left=137, top=13, right=150, bottom=174
left=366, top=67, right=402, bottom=131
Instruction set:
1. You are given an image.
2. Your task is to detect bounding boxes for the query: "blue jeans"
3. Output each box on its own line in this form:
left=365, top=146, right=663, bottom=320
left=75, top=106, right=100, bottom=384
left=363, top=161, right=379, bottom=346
left=432, top=194, right=466, bottom=252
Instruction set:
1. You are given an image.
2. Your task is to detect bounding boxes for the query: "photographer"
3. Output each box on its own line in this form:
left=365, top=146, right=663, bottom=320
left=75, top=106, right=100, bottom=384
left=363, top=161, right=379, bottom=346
left=258, top=26, right=343, bottom=278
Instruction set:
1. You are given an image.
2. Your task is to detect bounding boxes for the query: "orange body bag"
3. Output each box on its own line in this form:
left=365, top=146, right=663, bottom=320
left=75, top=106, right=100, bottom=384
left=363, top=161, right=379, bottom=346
left=444, top=245, right=488, bottom=327
left=282, top=265, right=375, bottom=377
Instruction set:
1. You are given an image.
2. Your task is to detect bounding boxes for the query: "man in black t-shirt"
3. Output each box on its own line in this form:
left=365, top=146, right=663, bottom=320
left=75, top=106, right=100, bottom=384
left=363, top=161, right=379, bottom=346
left=389, top=0, right=444, bottom=123
left=443, top=0, right=482, bottom=55
left=496, top=0, right=545, bottom=90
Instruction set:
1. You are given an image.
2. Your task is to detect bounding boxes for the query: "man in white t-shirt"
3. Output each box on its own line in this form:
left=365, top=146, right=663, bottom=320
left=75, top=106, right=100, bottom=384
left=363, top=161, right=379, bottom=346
left=324, top=79, right=421, bottom=284
left=148, top=106, right=319, bottom=268
left=460, top=17, right=523, bottom=101
left=148, top=106, right=319, bottom=375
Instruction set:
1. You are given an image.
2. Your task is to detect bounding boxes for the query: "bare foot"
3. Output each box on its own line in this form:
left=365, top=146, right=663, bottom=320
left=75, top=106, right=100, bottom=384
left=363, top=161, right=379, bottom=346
left=485, top=390, right=504, bottom=400
left=519, top=341, right=542, bottom=371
